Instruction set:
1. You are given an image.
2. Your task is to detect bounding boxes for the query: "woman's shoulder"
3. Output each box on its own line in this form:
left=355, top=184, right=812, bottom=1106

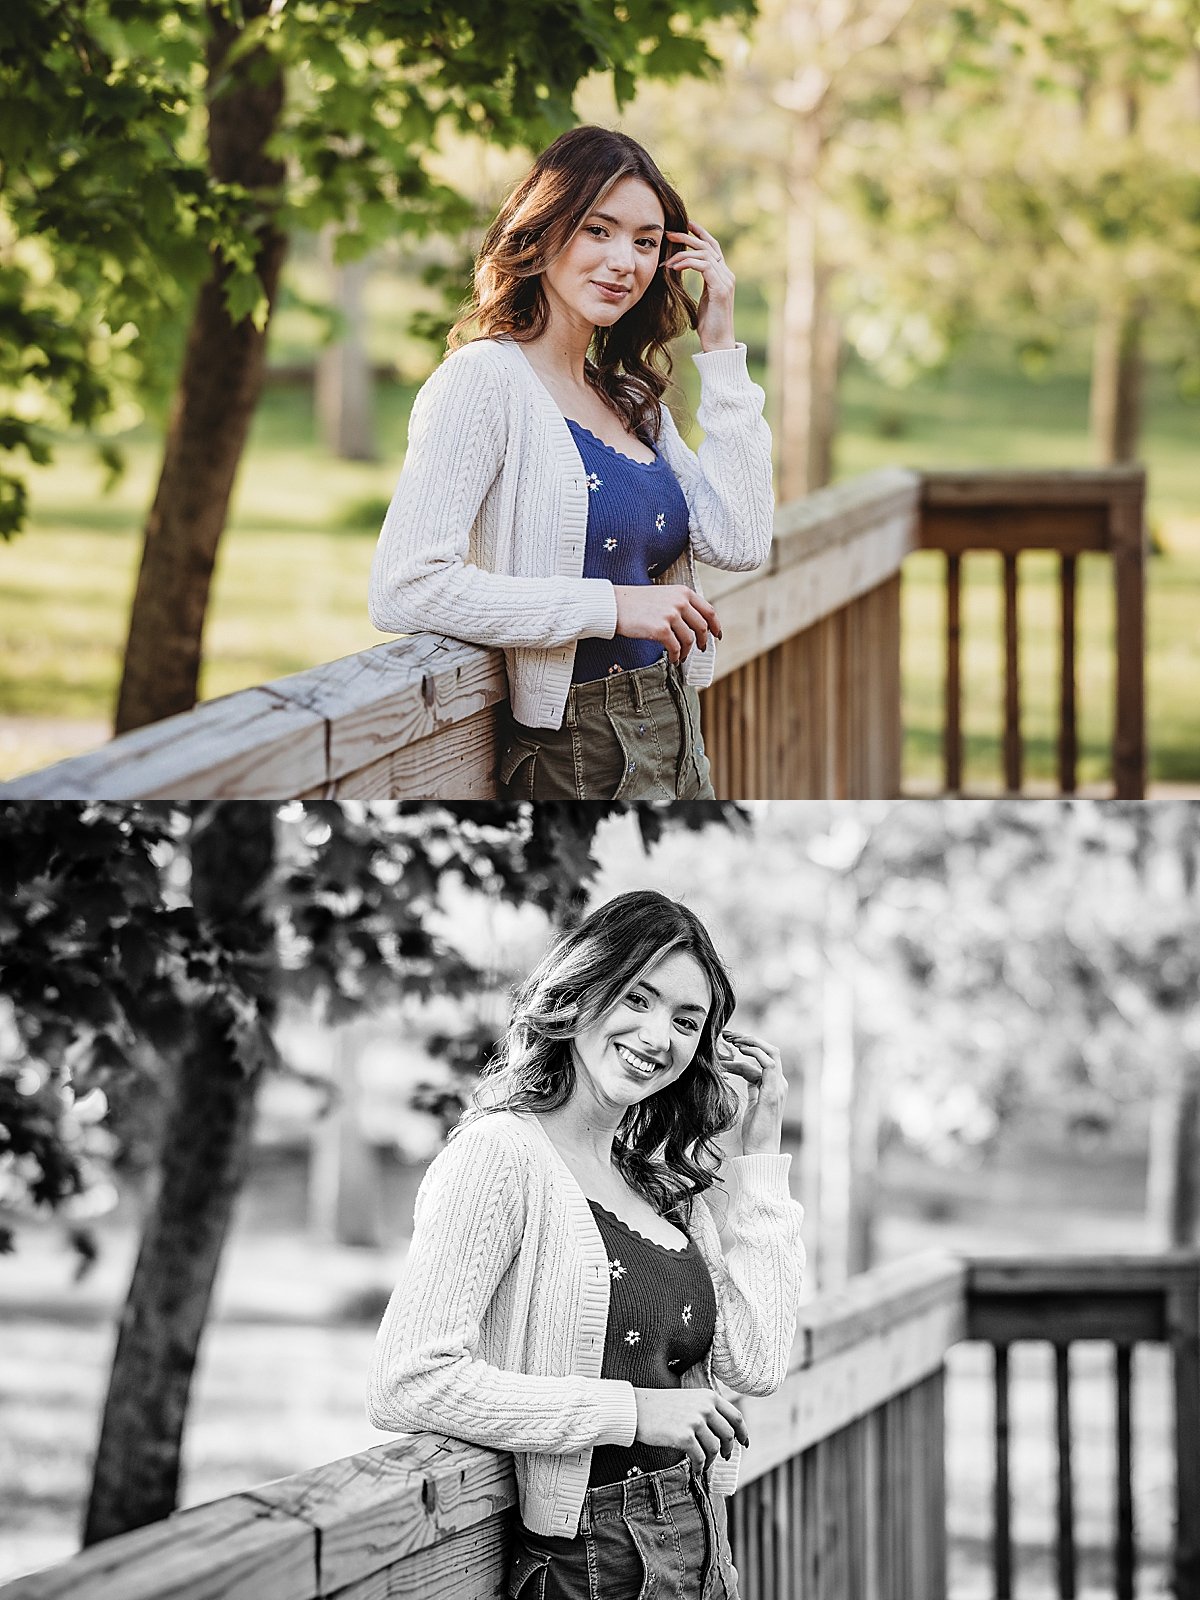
left=441, top=1106, right=547, bottom=1166
left=429, top=337, right=523, bottom=385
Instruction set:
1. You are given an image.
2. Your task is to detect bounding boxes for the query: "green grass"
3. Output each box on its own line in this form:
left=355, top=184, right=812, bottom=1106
left=1, top=321, right=1197, bottom=785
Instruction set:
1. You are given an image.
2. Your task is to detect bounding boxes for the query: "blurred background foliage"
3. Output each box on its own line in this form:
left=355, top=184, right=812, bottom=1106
left=1, top=0, right=1198, bottom=778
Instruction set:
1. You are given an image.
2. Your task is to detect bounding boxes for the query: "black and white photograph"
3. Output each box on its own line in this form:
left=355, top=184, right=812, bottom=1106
left=1, top=800, right=1198, bottom=1600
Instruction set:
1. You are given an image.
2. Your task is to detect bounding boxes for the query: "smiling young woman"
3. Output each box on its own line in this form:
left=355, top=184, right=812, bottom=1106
left=368, top=126, right=774, bottom=800
left=367, top=891, right=806, bottom=1600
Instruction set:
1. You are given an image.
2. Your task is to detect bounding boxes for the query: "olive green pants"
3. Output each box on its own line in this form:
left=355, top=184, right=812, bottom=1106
left=498, top=657, right=716, bottom=801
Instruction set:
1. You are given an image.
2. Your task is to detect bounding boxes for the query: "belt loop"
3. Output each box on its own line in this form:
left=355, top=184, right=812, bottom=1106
left=631, top=669, right=645, bottom=713
left=565, top=688, right=578, bottom=731
left=652, top=1472, right=667, bottom=1518
left=579, top=1490, right=593, bottom=1535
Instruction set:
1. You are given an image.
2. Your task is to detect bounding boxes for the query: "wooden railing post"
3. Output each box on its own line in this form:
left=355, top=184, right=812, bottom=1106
left=1169, top=1261, right=1200, bottom=1600
left=919, top=468, right=1147, bottom=799
left=1110, top=486, right=1147, bottom=800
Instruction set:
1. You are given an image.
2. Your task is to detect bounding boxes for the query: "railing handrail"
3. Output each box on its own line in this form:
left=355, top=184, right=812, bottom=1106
left=4, top=1249, right=1193, bottom=1599
left=0, top=1250, right=961, bottom=1600
left=0, top=465, right=1145, bottom=800
left=0, top=468, right=922, bottom=800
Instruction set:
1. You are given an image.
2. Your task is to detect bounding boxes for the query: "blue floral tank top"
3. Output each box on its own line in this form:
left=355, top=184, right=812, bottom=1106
left=566, top=420, right=691, bottom=685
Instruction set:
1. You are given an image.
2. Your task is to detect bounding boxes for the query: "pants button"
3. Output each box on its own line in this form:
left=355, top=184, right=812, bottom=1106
left=627, top=761, right=636, bottom=774
left=638, top=724, right=646, bottom=736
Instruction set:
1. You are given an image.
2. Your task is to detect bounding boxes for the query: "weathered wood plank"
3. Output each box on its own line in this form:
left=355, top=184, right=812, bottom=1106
left=920, top=467, right=1145, bottom=507
left=1115, top=1344, right=1135, bottom=1600
left=326, top=1513, right=507, bottom=1600
left=798, top=1253, right=967, bottom=1363
left=1002, top=554, right=1021, bottom=792
left=326, top=707, right=499, bottom=800
left=0, top=690, right=327, bottom=800
left=968, top=1291, right=1166, bottom=1344
left=1059, top=554, right=1078, bottom=796
left=944, top=553, right=962, bottom=793
left=1110, top=493, right=1147, bottom=799
left=993, top=1343, right=1012, bottom=1600
left=272, top=636, right=507, bottom=785
left=0, top=1495, right=314, bottom=1600
left=1169, top=1264, right=1200, bottom=1600
left=919, top=508, right=1107, bottom=556
left=1054, top=1344, right=1077, bottom=1599
left=244, top=1435, right=516, bottom=1592
left=701, top=509, right=915, bottom=683
left=733, top=1296, right=964, bottom=1486
left=968, top=1254, right=1200, bottom=1295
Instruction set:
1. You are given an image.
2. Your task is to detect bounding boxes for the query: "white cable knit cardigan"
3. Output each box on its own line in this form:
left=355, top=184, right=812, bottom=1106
left=367, top=1109, right=805, bottom=1539
left=368, top=337, right=774, bottom=729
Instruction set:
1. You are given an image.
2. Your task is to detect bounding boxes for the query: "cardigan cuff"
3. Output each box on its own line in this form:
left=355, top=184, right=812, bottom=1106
left=577, top=578, right=619, bottom=640
left=691, top=342, right=750, bottom=384
left=594, top=1379, right=640, bottom=1447
left=725, top=1152, right=793, bottom=1201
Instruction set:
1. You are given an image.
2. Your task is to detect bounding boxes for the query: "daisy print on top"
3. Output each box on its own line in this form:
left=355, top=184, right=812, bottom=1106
left=585, top=1198, right=717, bottom=1487
left=565, top=418, right=690, bottom=686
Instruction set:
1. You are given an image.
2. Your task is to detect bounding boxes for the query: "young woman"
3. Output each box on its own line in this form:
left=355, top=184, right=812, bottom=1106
left=367, top=891, right=805, bottom=1600
left=368, top=127, right=774, bottom=800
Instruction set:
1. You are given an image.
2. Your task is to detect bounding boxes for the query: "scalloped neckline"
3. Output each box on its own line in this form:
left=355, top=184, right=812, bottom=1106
left=588, top=1198, right=691, bottom=1255
left=565, top=418, right=659, bottom=469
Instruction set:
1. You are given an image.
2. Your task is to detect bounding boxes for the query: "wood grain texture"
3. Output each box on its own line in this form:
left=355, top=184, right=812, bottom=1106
left=0, top=689, right=327, bottom=800
left=732, top=1297, right=964, bottom=1485
left=244, top=1435, right=516, bottom=1591
left=0, top=1495, right=314, bottom=1600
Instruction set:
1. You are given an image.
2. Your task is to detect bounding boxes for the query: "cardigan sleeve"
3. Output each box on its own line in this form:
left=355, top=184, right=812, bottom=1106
left=367, top=1120, right=638, bottom=1454
left=657, top=344, right=775, bottom=574
left=368, top=344, right=619, bottom=648
left=691, top=1153, right=805, bottom=1395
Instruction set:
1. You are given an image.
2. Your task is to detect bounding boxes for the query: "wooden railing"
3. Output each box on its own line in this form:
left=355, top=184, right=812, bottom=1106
left=0, top=1253, right=964, bottom=1600
left=963, top=1254, right=1200, bottom=1600
left=0, top=468, right=1145, bottom=801
left=2, top=1252, right=1195, bottom=1600
left=919, top=469, right=1146, bottom=799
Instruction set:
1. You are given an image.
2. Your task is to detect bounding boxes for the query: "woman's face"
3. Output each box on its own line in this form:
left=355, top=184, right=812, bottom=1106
left=570, top=948, right=712, bottom=1114
left=540, top=175, right=665, bottom=335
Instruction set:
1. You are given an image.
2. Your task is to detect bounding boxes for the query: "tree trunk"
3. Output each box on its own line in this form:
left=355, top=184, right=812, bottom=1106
left=114, top=3, right=287, bottom=734
left=316, top=233, right=377, bottom=462
left=777, top=111, right=838, bottom=501
left=1089, top=299, right=1144, bottom=464
left=82, top=805, right=277, bottom=1545
left=1146, top=1054, right=1200, bottom=1249
left=309, top=1024, right=382, bottom=1247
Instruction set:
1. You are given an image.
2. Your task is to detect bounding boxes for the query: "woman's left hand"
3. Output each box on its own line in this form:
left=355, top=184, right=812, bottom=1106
left=716, top=1029, right=788, bottom=1156
left=664, top=221, right=736, bottom=353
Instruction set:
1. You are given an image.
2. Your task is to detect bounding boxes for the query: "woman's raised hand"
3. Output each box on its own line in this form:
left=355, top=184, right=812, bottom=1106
left=716, top=1030, right=788, bottom=1157
left=633, top=1387, right=749, bottom=1472
left=613, top=584, right=722, bottom=664
left=664, top=220, right=736, bottom=353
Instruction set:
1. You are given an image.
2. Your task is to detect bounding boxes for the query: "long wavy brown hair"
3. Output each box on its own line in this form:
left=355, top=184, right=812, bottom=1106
left=458, top=890, right=740, bottom=1222
left=448, top=127, right=698, bottom=442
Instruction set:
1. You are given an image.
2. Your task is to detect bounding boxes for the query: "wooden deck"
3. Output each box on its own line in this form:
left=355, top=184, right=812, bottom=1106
left=0, top=467, right=1146, bottom=801
left=2, top=1250, right=1195, bottom=1600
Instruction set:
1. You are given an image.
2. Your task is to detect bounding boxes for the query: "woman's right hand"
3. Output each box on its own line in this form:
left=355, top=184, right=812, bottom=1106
left=633, top=1387, right=748, bottom=1471
left=613, top=585, right=722, bottom=664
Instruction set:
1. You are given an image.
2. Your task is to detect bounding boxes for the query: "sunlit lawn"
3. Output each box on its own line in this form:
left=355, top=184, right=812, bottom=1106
left=0, top=322, right=1196, bottom=785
